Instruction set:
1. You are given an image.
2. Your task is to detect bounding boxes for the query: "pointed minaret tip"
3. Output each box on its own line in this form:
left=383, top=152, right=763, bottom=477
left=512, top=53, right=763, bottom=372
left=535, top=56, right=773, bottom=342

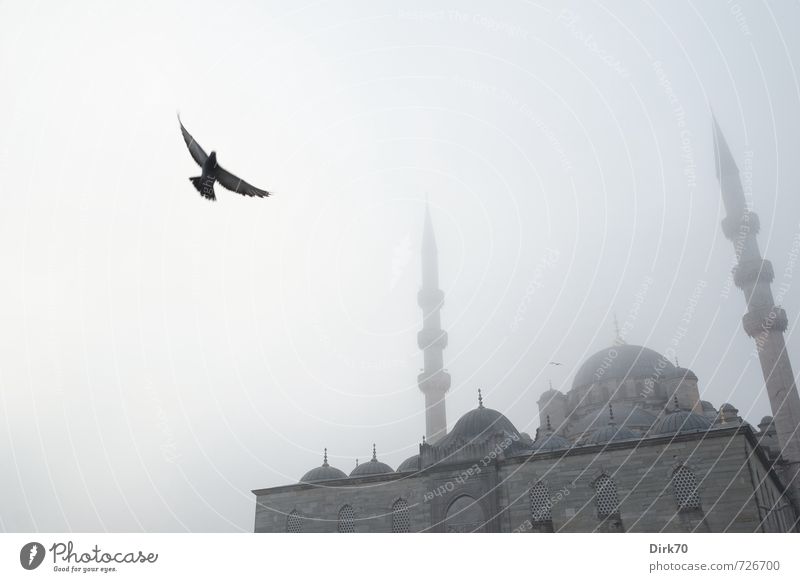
left=712, top=114, right=739, bottom=180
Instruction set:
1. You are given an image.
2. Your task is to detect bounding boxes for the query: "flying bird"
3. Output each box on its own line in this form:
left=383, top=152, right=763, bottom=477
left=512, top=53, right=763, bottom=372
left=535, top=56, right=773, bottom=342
left=548, top=361, right=563, bottom=366
left=178, top=115, right=270, bottom=201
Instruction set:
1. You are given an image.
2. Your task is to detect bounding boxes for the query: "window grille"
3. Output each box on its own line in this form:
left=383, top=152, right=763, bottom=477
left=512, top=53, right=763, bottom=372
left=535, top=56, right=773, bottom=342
left=672, top=466, right=701, bottom=510
left=594, top=474, right=619, bottom=517
left=392, top=498, right=410, bottom=533
left=529, top=482, right=552, bottom=522
left=338, top=505, right=355, bottom=533
left=286, top=510, right=302, bottom=533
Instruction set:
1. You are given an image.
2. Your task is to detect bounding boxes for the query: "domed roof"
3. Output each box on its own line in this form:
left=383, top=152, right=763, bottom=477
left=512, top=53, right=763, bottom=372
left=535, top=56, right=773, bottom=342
left=585, top=404, right=638, bottom=444
left=437, top=390, right=520, bottom=448
left=700, top=400, right=716, bottom=412
left=532, top=416, right=570, bottom=452
left=300, top=449, right=348, bottom=483
left=587, top=423, right=638, bottom=445
left=760, top=415, right=774, bottom=426
left=396, top=454, right=420, bottom=473
left=573, top=344, right=675, bottom=388
left=567, top=403, right=656, bottom=437
left=349, top=445, right=394, bottom=477
left=651, top=404, right=713, bottom=436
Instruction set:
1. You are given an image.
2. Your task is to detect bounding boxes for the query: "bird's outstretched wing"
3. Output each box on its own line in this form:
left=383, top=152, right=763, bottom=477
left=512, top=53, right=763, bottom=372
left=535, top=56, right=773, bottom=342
left=216, top=165, right=271, bottom=197
left=178, top=115, right=208, bottom=167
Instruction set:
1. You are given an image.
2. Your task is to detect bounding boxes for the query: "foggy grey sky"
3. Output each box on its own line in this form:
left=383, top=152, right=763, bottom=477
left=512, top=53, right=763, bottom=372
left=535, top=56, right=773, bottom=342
left=1, top=0, right=799, bottom=532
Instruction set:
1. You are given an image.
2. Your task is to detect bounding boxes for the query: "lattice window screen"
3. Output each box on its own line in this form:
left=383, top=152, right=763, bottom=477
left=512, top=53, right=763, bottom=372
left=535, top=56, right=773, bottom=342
left=529, top=482, right=552, bottom=522
left=672, top=466, right=701, bottom=509
left=338, top=505, right=355, bottom=533
left=594, top=474, right=620, bottom=517
left=286, top=510, right=302, bottom=533
left=392, top=498, right=410, bottom=533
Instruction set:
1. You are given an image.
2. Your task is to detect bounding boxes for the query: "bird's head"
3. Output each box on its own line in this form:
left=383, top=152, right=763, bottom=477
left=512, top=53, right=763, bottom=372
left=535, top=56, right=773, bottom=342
left=209, top=151, right=217, bottom=165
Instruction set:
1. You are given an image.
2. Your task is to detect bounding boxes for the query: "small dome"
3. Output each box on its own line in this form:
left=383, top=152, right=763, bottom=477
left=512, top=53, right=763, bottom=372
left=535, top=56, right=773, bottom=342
left=573, top=344, right=675, bottom=389
left=700, top=400, right=716, bottom=412
left=567, top=403, right=656, bottom=437
left=349, top=445, right=394, bottom=477
left=652, top=408, right=712, bottom=435
left=587, top=423, right=638, bottom=444
left=396, top=454, right=420, bottom=473
left=300, top=449, right=348, bottom=483
left=760, top=415, right=774, bottom=425
left=436, top=390, right=520, bottom=448
left=532, top=431, right=570, bottom=452
left=720, top=402, right=738, bottom=412
left=532, top=416, right=570, bottom=451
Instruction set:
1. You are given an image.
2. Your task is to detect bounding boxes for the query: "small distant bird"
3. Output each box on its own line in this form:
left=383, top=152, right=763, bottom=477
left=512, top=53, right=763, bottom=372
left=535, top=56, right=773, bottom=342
left=548, top=361, right=563, bottom=366
left=178, top=115, right=270, bottom=201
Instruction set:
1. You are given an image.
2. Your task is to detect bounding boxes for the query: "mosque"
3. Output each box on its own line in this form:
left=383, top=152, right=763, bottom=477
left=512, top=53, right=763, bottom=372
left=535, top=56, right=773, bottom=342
left=252, top=119, right=800, bottom=533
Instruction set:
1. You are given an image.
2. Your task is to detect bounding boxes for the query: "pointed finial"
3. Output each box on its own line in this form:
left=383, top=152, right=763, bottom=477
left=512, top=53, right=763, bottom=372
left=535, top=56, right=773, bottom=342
left=546, top=415, right=552, bottom=432
left=675, top=356, right=680, bottom=367
left=478, top=388, right=484, bottom=408
left=422, top=435, right=426, bottom=445
left=613, top=313, right=625, bottom=345
left=355, top=458, right=359, bottom=467
left=673, top=396, right=680, bottom=411
left=608, top=402, right=615, bottom=423
left=549, top=379, right=553, bottom=391
left=372, top=443, right=377, bottom=462
left=323, top=447, right=329, bottom=467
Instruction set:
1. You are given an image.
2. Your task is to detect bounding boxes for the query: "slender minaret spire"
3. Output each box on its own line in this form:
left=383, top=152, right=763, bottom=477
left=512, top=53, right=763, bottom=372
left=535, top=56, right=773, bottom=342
left=417, top=201, right=451, bottom=442
left=713, top=116, right=800, bottom=499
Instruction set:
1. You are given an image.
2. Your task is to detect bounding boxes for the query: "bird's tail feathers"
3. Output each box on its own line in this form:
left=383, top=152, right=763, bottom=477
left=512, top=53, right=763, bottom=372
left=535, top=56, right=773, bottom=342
left=189, top=177, right=216, bottom=201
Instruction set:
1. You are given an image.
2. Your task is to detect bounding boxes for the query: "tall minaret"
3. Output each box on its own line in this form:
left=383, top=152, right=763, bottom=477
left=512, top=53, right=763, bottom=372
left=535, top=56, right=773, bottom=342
left=417, top=203, right=451, bottom=442
left=713, top=116, right=800, bottom=496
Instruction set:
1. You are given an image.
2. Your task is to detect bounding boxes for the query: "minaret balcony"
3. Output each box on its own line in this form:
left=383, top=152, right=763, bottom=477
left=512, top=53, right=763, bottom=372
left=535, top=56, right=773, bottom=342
left=743, top=307, right=788, bottom=337
left=721, top=211, right=760, bottom=240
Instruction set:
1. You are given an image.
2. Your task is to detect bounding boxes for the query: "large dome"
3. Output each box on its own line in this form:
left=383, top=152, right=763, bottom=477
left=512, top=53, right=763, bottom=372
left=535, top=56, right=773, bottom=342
left=573, top=344, right=675, bottom=389
left=437, top=396, right=520, bottom=448
left=300, top=450, right=348, bottom=483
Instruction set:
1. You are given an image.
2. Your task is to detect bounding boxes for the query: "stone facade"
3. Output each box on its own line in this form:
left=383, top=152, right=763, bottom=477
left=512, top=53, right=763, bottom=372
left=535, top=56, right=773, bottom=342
left=254, top=426, right=795, bottom=533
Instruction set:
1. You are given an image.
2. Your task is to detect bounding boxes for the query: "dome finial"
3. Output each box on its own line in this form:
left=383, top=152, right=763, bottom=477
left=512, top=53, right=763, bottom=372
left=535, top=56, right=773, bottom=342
left=323, top=447, right=329, bottom=467
left=673, top=395, right=680, bottom=411
left=372, top=443, right=377, bottom=462
left=422, top=435, right=426, bottom=445
left=546, top=414, right=552, bottom=432
left=355, top=458, right=359, bottom=467
left=613, top=312, right=625, bottom=345
left=478, top=388, right=484, bottom=408
left=608, top=402, right=615, bottom=423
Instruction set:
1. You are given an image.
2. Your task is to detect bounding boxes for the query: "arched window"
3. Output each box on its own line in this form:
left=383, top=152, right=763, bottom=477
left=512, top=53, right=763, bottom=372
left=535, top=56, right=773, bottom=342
left=286, top=510, right=302, bottom=533
left=529, top=482, right=552, bottom=522
left=392, top=498, right=410, bottom=533
left=672, top=466, right=701, bottom=510
left=593, top=474, right=620, bottom=518
left=338, top=504, right=355, bottom=533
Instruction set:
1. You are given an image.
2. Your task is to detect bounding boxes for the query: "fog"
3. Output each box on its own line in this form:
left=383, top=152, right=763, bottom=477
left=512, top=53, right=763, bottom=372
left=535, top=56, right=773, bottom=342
left=1, top=0, right=799, bottom=531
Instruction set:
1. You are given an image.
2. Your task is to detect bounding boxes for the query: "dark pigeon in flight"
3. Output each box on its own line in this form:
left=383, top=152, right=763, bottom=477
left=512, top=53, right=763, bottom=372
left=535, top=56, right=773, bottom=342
left=178, top=115, right=270, bottom=201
